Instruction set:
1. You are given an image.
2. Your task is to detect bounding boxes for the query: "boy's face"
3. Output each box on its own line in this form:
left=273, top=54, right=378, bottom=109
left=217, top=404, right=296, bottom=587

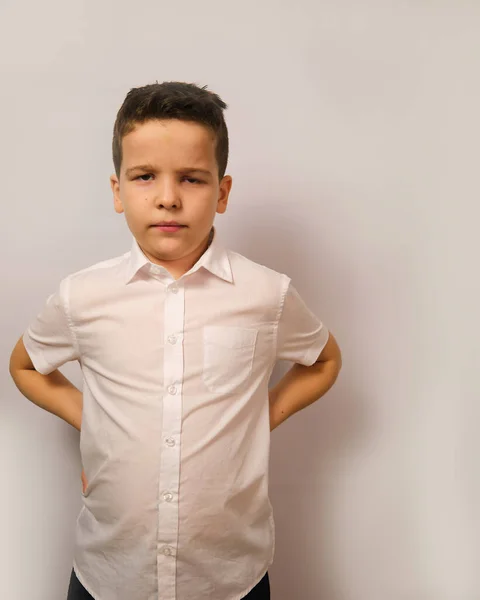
left=110, top=119, right=232, bottom=273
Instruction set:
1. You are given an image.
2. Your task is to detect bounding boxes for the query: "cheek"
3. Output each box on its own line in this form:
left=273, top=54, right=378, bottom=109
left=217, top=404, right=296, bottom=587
left=191, top=193, right=218, bottom=215
left=125, top=195, right=150, bottom=212
left=122, top=198, right=149, bottom=224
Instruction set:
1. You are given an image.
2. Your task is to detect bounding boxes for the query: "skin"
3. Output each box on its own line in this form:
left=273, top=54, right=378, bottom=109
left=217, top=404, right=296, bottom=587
left=110, top=119, right=233, bottom=280
left=10, top=117, right=342, bottom=496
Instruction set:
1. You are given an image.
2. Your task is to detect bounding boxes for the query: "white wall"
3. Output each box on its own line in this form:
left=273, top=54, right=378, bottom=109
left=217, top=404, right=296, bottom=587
left=1, top=1, right=479, bottom=598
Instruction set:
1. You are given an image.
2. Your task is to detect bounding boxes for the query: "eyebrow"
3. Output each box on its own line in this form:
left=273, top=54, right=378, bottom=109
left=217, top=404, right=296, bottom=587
left=125, top=165, right=213, bottom=177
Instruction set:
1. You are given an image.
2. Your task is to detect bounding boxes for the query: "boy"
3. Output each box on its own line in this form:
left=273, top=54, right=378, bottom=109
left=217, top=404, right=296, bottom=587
left=9, top=82, right=342, bottom=600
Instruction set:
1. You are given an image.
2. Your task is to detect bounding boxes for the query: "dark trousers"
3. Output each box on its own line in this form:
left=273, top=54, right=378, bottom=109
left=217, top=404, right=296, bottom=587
left=67, top=567, right=270, bottom=599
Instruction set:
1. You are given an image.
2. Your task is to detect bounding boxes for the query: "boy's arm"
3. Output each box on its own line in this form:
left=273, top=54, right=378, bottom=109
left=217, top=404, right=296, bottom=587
left=9, top=336, right=83, bottom=432
left=269, top=332, right=342, bottom=431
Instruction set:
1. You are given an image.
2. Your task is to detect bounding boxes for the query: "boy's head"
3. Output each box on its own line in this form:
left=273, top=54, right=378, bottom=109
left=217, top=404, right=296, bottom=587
left=110, top=82, right=233, bottom=276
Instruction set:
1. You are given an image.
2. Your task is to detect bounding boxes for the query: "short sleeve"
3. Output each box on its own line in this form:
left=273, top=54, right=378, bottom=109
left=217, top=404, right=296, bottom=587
left=22, top=277, right=80, bottom=375
left=275, top=278, right=329, bottom=366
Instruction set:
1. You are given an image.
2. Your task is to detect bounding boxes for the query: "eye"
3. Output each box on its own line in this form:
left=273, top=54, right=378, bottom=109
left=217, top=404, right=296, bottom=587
left=136, top=174, right=153, bottom=182
left=183, top=177, right=202, bottom=184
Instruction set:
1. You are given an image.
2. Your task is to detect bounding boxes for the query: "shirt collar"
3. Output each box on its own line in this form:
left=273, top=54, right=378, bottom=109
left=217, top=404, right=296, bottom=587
left=124, top=227, right=233, bottom=285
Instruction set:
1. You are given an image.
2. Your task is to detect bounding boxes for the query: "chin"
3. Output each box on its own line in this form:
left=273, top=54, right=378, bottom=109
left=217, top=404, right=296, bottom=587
left=153, top=244, right=189, bottom=260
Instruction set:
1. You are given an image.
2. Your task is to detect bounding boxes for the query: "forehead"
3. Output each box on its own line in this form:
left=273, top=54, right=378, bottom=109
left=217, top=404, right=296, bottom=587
left=122, top=119, right=216, bottom=166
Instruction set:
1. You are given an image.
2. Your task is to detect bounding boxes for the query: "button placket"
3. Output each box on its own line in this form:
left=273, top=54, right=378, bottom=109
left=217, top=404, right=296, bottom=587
left=157, top=282, right=184, bottom=599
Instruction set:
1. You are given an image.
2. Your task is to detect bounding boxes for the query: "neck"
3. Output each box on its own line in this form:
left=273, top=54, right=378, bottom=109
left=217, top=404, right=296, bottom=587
left=145, top=228, right=214, bottom=280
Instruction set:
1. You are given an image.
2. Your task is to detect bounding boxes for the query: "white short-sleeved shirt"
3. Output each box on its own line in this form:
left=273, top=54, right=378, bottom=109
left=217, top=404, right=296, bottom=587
left=23, top=228, right=329, bottom=600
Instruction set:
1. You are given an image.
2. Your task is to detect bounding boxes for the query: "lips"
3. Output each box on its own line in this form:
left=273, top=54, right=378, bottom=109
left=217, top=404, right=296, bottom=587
left=151, top=222, right=186, bottom=233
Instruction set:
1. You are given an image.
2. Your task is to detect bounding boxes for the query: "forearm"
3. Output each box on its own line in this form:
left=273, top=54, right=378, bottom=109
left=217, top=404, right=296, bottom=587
left=11, top=368, right=83, bottom=432
left=269, top=359, right=340, bottom=430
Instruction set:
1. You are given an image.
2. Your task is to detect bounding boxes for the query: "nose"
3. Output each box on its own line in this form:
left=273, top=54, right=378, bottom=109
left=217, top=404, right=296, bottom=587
left=154, top=178, right=181, bottom=209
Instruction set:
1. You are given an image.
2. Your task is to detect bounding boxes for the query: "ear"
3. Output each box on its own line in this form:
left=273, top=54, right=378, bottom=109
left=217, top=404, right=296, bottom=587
left=216, top=175, right=233, bottom=215
left=110, top=174, right=124, bottom=214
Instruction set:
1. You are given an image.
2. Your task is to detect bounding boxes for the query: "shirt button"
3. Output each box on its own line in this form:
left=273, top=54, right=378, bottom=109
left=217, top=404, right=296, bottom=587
left=168, top=385, right=177, bottom=395
left=162, top=546, right=174, bottom=556
left=167, top=334, right=177, bottom=345
left=170, top=285, right=179, bottom=294
left=163, top=492, right=174, bottom=502
left=165, top=437, right=175, bottom=447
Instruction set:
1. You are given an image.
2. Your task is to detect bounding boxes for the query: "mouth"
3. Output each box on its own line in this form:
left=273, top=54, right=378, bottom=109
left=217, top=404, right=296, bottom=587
left=151, top=222, right=187, bottom=233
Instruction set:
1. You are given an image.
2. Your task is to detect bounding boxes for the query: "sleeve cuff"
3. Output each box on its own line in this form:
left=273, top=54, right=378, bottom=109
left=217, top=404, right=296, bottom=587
left=303, top=328, right=330, bottom=367
left=22, top=331, right=54, bottom=375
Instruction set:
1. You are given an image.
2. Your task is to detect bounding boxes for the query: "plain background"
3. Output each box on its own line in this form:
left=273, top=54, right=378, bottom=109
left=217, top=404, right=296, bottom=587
left=1, top=1, right=479, bottom=599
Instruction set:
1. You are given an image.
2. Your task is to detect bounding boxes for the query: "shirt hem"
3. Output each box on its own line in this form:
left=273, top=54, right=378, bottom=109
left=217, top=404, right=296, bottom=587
left=72, top=559, right=272, bottom=600
left=72, top=561, right=100, bottom=600
left=228, top=563, right=272, bottom=600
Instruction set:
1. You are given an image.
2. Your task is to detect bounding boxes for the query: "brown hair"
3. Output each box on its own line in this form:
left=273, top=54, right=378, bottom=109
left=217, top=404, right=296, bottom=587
left=112, top=81, right=229, bottom=181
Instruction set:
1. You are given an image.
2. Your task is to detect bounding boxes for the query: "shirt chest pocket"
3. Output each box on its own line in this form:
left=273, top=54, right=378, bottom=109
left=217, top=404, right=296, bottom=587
left=203, top=326, right=258, bottom=393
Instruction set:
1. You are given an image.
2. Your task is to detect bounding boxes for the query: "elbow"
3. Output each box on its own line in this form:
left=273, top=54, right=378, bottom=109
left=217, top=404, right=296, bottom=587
left=9, top=335, right=35, bottom=381
left=336, top=351, right=343, bottom=375
left=328, top=346, right=342, bottom=384
left=9, top=353, right=24, bottom=384
left=330, top=356, right=342, bottom=384
left=9, top=350, right=19, bottom=380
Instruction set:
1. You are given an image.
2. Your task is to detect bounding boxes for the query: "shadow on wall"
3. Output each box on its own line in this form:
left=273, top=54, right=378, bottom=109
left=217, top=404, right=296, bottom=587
left=228, top=201, right=371, bottom=600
